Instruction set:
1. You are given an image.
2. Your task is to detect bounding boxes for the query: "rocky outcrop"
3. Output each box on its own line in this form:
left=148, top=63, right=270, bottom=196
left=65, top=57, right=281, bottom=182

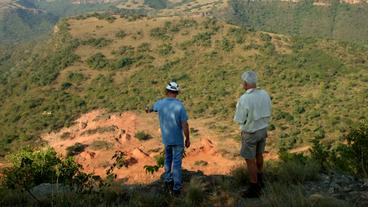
left=305, top=172, right=368, bottom=207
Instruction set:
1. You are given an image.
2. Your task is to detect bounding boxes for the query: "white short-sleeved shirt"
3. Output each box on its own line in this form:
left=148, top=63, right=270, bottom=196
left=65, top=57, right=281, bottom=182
left=234, top=88, right=272, bottom=133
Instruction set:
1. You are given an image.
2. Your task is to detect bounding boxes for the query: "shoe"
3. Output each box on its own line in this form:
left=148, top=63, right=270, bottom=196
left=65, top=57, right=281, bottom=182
left=257, top=173, right=265, bottom=188
left=164, top=181, right=174, bottom=193
left=172, top=190, right=181, bottom=197
left=241, top=183, right=261, bottom=198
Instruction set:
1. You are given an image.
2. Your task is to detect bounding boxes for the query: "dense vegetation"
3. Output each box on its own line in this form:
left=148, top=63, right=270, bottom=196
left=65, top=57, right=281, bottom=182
left=229, top=0, right=368, bottom=42
left=0, top=16, right=367, bottom=155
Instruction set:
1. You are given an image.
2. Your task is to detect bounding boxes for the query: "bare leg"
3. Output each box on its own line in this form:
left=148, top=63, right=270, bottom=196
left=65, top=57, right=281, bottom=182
left=245, top=159, right=258, bottom=183
left=256, top=153, right=264, bottom=173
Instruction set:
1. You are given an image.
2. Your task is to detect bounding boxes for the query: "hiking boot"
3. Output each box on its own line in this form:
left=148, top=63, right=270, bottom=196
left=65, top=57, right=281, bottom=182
left=257, top=173, right=265, bottom=188
left=164, top=181, right=174, bottom=194
left=241, top=183, right=261, bottom=199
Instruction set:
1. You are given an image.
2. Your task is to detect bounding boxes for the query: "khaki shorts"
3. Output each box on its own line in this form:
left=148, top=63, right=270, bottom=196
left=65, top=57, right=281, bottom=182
left=240, top=128, right=268, bottom=159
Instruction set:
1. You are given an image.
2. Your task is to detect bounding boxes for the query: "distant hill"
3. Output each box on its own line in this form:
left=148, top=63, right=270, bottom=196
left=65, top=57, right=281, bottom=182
left=228, top=0, right=368, bottom=42
left=0, top=0, right=58, bottom=44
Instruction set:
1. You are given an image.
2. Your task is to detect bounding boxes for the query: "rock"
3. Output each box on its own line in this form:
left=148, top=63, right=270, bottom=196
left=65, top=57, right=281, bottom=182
left=30, top=183, right=70, bottom=201
left=132, top=148, right=149, bottom=159
left=80, top=122, right=88, bottom=129
left=79, top=151, right=96, bottom=160
left=309, top=193, right=324, bottom=202
left=361, top=191, right=368, bottom=199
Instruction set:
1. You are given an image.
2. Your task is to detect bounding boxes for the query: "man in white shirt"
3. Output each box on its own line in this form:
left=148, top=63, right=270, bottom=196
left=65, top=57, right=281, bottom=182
left=234, top=71, right=272, bottom=198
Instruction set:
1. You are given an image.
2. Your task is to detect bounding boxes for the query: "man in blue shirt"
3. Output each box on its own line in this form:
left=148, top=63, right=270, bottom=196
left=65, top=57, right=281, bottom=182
left=146, top=81, right=190, bottom=196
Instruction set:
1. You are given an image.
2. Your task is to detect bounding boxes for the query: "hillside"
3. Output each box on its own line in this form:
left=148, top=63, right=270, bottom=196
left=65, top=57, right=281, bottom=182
left=228, top=0, right=368, bottom=42
left=0, top=14, right=367, bottom=157
left=0, top=12, right=367, bottom=207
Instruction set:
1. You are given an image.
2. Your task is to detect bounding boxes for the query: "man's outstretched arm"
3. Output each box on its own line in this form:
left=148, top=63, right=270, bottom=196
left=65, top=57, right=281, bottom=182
left=182, top=121, right=190, bottom=148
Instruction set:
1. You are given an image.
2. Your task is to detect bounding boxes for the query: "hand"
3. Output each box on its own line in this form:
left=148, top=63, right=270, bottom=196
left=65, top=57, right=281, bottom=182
left=185, top=138, right=190, bottom=148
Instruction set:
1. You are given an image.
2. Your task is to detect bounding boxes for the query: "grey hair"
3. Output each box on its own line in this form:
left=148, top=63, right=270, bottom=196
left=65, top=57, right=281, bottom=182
left=241, top=71, right=257, bottom=85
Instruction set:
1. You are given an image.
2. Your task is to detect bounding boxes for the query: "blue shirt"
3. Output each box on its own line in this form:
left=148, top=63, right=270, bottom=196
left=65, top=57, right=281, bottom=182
left=153, top=98, right=188, bottom=146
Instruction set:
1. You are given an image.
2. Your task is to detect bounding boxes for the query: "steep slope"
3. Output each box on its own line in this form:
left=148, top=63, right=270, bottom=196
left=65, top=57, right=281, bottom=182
left=0, top=15, right=367, bottom=156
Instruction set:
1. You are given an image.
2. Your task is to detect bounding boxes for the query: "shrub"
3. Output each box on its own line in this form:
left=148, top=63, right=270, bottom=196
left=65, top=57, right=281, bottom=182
left=115, top=30, right=127, bottom=39
left=150, top=27, right=171, bottom=40
left=144, top=151, right=164, bottom=174
left=219, top=38, right=234, bottom=52
left=86, top=53, right=110, bottom=69
left=134, top=131, right=152, bottom=141
left=1, top=148, right=95, bottom=191
left=230, top=166, right=249, bottom=186
left=184, top=177, right=207, bottom=206
left=113, top=45, right=135, bottom=56
left=269, top=151, right=320, bottom=184
left=66, top=143, right=86, bottom=157
left=310, top=137, right=331, bottom=170
left=260, top=33, right=272, bottom=42
left=80, top=126, right=117, bottom=136
left=228, top=27, right=247, bottom=43
left=191, top=32, right=213, bottom=47
left=67, top=72, right=86, bottom=83
left=60, top=132, right=72, bottom=140
left=114, top=57, right=134, bottom=69
left=158, top=44, right=174, bottom=56
left=194, top=160, right=208, bottom=166
left=89, top=140, right=113, bottom=151
left=81, top=38, right=112, bottom=48
left=137, top=43, right=151, bottom=53
left=332, top=122, right=368, bottom=177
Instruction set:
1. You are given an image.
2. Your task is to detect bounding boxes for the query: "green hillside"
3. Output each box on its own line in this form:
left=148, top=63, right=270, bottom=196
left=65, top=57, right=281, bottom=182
left=229, top=0, right=368, bottom=42
left=0, top=15, right=367, bottom=155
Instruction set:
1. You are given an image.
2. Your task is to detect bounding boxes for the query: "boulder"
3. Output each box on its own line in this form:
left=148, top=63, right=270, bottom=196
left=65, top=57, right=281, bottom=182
left=30, top=183, right=70, bottom=201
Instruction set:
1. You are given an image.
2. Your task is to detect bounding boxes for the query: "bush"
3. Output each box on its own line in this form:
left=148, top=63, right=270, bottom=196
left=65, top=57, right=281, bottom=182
left=134, top=131, right=152, bottom=141
left=89, top=140, right=113, bottom=151
left=228, top=27, right=247, bottom=43
left=230, top=166, right=249, bottom=186
left=310, top=121, right=368, bottom=177
left=1, top=148, right=95, bottom=191
left=114, top=57, right=134, bottom=69
left=144, top=151, right=164, bottom=174
left=191, top=32, right=213, bottom=47
left=150, top=27, right=171, bottom=40
left=81, top=38, right=112, bottom=48
left=115, top=30, right=127, bottom=39
left=219, top=38, right=234, bottom=52
left=269, top=151, right=320, bottom=184
left=158, top=44, right=174, bottom=56
left=86, top=53, right=110, bottom=69
left=67, top=72, right=86, bottom=83
left=260, top=33, right=272, bottom=42
left=184, top=177, right=207, bottom=206
left=333, top=122, right=368, bottom=176
left=80, top=126, right=117, bottom=136
left=66, top=143, right=86, bottom=157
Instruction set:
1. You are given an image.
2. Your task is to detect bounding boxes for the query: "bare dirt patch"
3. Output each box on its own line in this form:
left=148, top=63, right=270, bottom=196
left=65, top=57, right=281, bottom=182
left=42, top=110, right=252, bottom=184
